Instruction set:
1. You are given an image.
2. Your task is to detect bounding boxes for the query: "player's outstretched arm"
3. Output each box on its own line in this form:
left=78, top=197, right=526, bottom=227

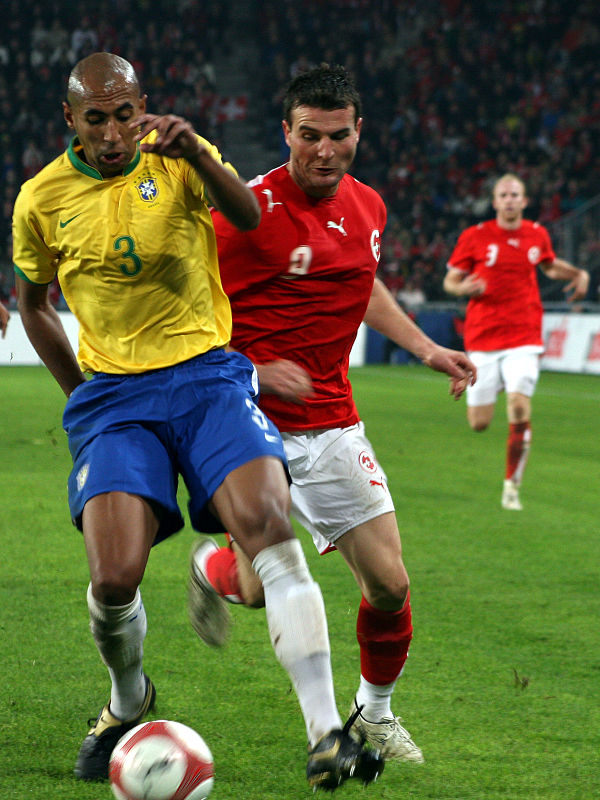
left=364, top=277, right=476, bottom=398
left=131, top=113, right=260, bottom=231
left=16, top=277, right=86, bottom=397
left=539, top=258, right=590, bottom=301
left=0, top=303, right=9, bottom=338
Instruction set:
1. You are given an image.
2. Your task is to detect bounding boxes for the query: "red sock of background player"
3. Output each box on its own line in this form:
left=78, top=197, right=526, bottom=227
left=354, top=593, right=413, bottom=721
left=506, top=421, right=531, bottom=485
left=203, top=545, right=244, bottom=604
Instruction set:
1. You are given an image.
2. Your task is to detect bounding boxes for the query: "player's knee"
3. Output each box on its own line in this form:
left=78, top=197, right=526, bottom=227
left=507, top=392, right=531, bottom=424
left=509, top=404, right=529, bottom=423
left=231, top=495, right=294, bottom=555
left=90, top=565, right=143, bottom=605
left=365, top=570, right=409, bottom=611
left=470, top=419, right=490, bottom=432
left=467, top=405, right=493, bottom=431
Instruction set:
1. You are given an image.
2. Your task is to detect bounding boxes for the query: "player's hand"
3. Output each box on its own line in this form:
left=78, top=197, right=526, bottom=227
left=0, top=303, right=9, bottom=338
left=563, top=269, right=589, bottom=302
left=460, top=274, right=487, bottom=297
left=256, top=359, right=314, bottom=403
left=421, top=346, right=477, bottom=400
left=131, top=113, right=205, bottom=161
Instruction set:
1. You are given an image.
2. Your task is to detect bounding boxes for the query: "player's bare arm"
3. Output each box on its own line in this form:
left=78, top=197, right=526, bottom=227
left=443, top=268, right=487, bottom=297
left=364, top=277, right=476, bottom=398
left=224, top=346, right=313, bottom=403
left=539, top=258, right=590, bottom=301
left=131, top=113, right=260, bottom=231
left=0, top=303, right=9, bottom=338
left=256, top=359, right=314, bottom=403
left=16, top=277, right=86, bottom=397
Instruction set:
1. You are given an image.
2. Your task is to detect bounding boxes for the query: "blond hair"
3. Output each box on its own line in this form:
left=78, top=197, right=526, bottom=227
left=493, top=173, right=526, bottom=195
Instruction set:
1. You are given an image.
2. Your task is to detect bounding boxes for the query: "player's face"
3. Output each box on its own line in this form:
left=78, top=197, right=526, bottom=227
left=63, top=81, right=147, bottom=178
left=493, top=178, right=527, bottom=228
left=283, top=105, right=362, bottom=198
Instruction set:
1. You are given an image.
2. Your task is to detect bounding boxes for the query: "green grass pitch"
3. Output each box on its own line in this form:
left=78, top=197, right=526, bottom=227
left=0, top=365, right=598, bottom=799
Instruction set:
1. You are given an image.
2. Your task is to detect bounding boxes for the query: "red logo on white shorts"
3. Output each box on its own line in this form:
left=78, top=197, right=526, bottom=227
left=358, top=451, right=377, bottom=474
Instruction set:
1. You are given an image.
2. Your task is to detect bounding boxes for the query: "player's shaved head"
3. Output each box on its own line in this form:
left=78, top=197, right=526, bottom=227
left=67, top=52, right=140, bottom=107
left=494, top=173, right=526, bottom=196
left=62, top=52, right=146, bottom=178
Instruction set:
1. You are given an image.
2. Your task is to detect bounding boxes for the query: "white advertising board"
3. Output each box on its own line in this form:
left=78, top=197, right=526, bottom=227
left=0, top=311, right=79, bottom=366
left=541, top=313, right=600, bottom=374
left=3, top=312, right=599, bottom=374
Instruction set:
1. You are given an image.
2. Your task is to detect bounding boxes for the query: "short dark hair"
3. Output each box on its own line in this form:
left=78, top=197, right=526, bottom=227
left=282, top=64, right=362, bottom=126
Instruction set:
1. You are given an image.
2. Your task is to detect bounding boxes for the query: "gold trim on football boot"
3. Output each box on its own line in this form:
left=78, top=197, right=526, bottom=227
left=188, top=538, right=231, bottom=647
left=306, top=705, right=384, bottom=791
left=74, top=675, right=156, bottom=781
left=348, top=698, right=424, bottom=763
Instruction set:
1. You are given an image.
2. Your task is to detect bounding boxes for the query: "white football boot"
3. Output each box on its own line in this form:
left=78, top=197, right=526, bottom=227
left=188, top=538, right=231, bottom=647
left=348, top=699, right=424, bottom=763
left=501, top=479, right=523, bottom=510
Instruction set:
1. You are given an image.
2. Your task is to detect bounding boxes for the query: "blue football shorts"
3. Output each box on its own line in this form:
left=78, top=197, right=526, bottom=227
left=62, top=349, right=288, bottom=543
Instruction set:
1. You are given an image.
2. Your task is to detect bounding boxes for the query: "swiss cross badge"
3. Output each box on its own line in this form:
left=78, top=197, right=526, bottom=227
left=358, top=451, right=377, bottom=474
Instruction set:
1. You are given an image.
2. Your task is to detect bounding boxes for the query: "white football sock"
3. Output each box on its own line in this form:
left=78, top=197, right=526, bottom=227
left=87, top=583, right=147, bottom=721
left=355, top=675, right=396, bottom=721
left=252, top=539, right=342, bottom=745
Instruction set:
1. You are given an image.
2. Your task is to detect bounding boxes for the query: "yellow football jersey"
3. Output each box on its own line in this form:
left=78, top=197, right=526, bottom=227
left=13, top=132, right=234, bottom=373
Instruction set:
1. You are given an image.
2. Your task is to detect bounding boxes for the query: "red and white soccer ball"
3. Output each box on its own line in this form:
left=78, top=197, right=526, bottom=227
left=109, top=719, right=214, bottom=800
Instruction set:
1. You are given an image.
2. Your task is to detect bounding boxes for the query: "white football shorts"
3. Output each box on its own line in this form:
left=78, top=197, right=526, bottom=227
left=282, top=421, right=395, bottom=555
left=466, top=345, right=543, bottom=407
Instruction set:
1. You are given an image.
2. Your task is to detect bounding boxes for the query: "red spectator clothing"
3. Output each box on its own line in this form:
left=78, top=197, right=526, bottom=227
left=213, top=164, right=386, bottom=431
left=447, top=219, right=555, bottom=351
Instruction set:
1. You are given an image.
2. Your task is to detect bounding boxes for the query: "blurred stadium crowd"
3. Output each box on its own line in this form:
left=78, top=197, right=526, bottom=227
left=255, top=0, right=600, bottom=305
left=1, top=0, right=599, bottom=309
left=0, top=0, right=228, bottom=307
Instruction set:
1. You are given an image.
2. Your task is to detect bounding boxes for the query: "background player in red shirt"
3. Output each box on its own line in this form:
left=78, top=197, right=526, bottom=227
left=444, top=174, right=589, bottom=510
left=188, top=64, right=476, bottom=763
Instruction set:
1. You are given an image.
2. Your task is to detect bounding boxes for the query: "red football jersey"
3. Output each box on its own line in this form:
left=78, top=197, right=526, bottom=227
left=213, top=165, right=386, bottom=431
left=447, top=219, right=555, bottom=351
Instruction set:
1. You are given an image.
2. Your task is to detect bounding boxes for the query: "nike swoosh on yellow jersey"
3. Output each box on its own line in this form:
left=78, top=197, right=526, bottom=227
left=59, top=213, right=82, bottom=228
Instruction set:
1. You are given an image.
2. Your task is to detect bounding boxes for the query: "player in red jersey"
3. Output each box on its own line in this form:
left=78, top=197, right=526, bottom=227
left=444, top=173, right=589, bottom=510
left=187, top=64, right=476, bottom=764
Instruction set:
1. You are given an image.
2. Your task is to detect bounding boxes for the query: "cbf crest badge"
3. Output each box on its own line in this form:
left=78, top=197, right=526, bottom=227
left=134, top=172, right=159, bottom=204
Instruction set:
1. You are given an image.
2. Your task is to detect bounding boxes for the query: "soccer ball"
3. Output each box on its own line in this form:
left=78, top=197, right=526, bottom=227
left=109, top=719, right=214, bottom=800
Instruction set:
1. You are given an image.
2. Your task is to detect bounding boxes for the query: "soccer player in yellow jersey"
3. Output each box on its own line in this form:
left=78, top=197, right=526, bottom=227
left=13, top=53, right=382, bottom=790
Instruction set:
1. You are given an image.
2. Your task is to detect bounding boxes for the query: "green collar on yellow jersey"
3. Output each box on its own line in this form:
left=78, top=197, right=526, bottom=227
left=67, top=137, right=141, bottom=180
